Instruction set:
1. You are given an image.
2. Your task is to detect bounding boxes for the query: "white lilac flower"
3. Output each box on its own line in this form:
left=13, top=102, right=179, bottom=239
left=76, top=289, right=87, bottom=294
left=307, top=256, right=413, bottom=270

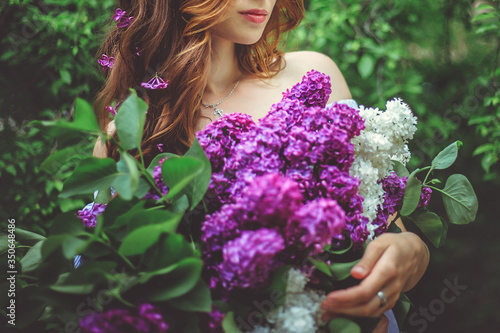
left=277, top=306, right=316, bottom=333
left=351, top=98, right=417, bottom=238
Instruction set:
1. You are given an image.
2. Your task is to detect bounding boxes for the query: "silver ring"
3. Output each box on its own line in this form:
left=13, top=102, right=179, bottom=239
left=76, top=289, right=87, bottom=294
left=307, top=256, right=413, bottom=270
left=376, top=291, right=387, bottom=308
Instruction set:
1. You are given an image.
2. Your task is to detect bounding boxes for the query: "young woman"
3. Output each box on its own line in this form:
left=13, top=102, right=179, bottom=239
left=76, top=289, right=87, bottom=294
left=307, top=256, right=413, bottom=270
left=94, top=0, right=430, bottom=331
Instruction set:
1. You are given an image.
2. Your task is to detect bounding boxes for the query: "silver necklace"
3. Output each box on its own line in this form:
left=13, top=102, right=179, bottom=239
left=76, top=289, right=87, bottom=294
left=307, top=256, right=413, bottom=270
left=202, top=79, right=241, bottom=117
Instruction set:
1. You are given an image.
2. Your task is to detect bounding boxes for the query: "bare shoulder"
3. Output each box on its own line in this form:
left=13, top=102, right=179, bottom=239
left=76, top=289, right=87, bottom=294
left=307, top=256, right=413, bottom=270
left=93, top=120, right=115, bottom=158
left=282, top=51, right=352, bottom=103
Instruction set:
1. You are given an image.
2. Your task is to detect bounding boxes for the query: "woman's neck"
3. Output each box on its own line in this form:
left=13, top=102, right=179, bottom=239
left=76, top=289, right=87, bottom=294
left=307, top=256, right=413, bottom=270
left=206, top=35, right=242, bottom=96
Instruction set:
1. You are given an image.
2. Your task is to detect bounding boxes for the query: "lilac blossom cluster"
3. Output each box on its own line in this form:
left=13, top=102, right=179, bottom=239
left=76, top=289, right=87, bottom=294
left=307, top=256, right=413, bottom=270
left=77, top=202, right=107, bottom=228
left=372, top=172, right=433, bottom=233
left=197, top=71, right=369, bottom=299
left=201, top=173, right=346, bottom=295
left=113, top=8, right=134, bottom=28
left=79, top=303, right=168, bottom=333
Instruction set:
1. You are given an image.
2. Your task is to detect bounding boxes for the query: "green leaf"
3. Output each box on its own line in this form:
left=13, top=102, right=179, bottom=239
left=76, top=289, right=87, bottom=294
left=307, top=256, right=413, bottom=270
left=118, top=213, right=183, bottom=256
left=442, top=174, right=478, bottom=224
left=144, top=233, right=194, bottom=271
left=62, top=237, right=88, bottom=259
left=114, top=89, right=148, bottom=150
left=60, top=69, right=72, bottom=84
left=163, top=156, right=204, bottom=200
left=147, top=258, right=203, bottom=301
left=111, top=152, right=140, bottom=200
left=60, top=158, right=118, bottom=198
left=184, top=138, right=213, bottom=210
left=400, top=170, right=422, bottom=216
left=431, top=141, right=462, bottom=170
left=72, top=98, right=100, bottom=132
left=36, top=98, right=100, bottom=133
left=413, top=212, right=445, bottom=247
left=167, top=279, right=212, bottom=312
left=329, top=259, right=360, bottom=281
left=328, top=318, right=361, bottom=333
left=327, top=238, right=353, bottom=255
left=473, top=143, right=496, bottom=156
left=15, top=228, right=46, bottom=243
left=222, top=312, right=242, bottom=333
left=148, top=153, right=178, bottom=172
left=310, top=258, right=333, bottom=277
left=358, top=54, right=375, bottom=79
left=392, top=160, right=410, bottom=177
left=50, top=284, right=95, bottom=295
left=387, top=221, right=402, bottom=233
left=49, top=213, right=84, bottom=235
left=20, top=241, right=44, bottom=272
left=0, top=234, right=8, bottom=252
left=40, top=146, right=79, bottom=174
left=393, top=293, right=412, bottom=329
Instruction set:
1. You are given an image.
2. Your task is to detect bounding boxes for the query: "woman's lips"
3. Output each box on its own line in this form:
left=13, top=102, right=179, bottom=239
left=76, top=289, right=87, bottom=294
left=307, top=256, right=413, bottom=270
left=240, top=9, right=268, bottom=24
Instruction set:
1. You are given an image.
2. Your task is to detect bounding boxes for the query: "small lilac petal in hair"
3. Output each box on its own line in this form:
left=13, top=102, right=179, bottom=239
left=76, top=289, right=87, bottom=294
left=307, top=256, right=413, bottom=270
left=117, top=16, right=134, bottom=28
left=105, top=101, right=121, bottom=117
left=157, top=143, right=164, bottom=152
left=112, top=8, right=126, bottom=22
left=141, top=73, right=170, bottom=90
left=98, top=54, right=115, bottom=70
left=136, top=47, right=141, bottom=56
left=105, top=105, right=117, bottom=117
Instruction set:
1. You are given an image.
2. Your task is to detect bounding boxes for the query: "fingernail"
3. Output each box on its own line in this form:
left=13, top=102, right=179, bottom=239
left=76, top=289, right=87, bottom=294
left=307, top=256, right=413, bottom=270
left=352, top=266, right=366, bottom=275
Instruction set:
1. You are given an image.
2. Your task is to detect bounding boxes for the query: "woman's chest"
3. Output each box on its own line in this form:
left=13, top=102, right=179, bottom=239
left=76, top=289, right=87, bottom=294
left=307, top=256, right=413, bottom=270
left=195, top=75, right=292, bottom=133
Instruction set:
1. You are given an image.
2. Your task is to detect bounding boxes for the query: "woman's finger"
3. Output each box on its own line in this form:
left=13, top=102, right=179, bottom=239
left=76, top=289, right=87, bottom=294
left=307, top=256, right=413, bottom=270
left=321, top=283, right=399, bottom=317
left=351, top=236, right=390, bottom=280
left=322, top=247, right=401, bottom=308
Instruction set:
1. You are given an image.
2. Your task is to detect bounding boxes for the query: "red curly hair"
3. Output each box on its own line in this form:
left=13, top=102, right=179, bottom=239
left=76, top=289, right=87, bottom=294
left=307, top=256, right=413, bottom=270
left=96, top=0, right=305, bottom=164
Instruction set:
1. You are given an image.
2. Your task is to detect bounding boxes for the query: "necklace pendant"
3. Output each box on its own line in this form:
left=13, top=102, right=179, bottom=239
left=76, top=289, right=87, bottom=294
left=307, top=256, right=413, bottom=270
left=213, top=107, right=223, bottom=117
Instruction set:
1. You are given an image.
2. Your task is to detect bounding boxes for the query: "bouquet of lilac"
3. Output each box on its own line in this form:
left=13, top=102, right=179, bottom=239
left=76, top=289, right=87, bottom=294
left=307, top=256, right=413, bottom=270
left=195, top=70, right=437, bottom=332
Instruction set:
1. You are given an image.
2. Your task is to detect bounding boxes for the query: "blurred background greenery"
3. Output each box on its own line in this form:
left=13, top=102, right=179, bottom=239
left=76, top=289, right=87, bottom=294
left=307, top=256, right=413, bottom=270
left=1, top=0, right=499, bottom=331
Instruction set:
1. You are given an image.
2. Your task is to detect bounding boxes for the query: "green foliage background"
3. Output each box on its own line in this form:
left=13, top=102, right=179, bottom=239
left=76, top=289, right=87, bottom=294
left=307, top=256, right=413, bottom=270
left=1, top=0, right=499, bottom=331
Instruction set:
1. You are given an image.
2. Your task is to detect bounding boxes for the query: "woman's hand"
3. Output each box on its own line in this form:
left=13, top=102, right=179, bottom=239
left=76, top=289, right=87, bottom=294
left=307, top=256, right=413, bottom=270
left=320, top=232, right=429, bottom=321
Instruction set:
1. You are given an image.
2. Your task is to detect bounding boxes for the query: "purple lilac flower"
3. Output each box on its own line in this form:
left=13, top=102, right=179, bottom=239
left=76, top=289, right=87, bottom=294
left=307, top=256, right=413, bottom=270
left=80, top=303, right=168, bottom=333
left=98, top=54, right=115, bottom=71
left=374, top=172, right=433, bottom=235
left=77, top=202, right=107, bottom=228
left=143, top=158, right=169, bottom=200
left=141, top=74, right=169, bottom=90
left=136, top=47, right=141, bottom=56
left=218, top=229, right=285, bottom=290
left=286, top=198, right=346, bottom=255
left=207, top=305, right=225, bottom=333
left=282, top=69, right=332, bottom=108
left=197, top=113, right=256, bottom=172
left=113, top=8, right=134, bottom=28
left=157, top=143, right=164, bottom=152
left=418, top=186, right=432, bottom=208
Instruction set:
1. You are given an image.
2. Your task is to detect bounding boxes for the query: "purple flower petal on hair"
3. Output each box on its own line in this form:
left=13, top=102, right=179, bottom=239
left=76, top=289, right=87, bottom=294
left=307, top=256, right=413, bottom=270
left=106, top=105, right=117, bottom=116
left=117, top=16, right=134, bottom=28
left=113, top=8, right=134, bottom=28
left=141, top=74, right=169, bottom=90
left=112, top=8, right=127, bottom=22
left=98, top=54, right=115, bottom=70
left=157, top=143, right=164, bottom=152
left=136, top=47, right=141, bottom=56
